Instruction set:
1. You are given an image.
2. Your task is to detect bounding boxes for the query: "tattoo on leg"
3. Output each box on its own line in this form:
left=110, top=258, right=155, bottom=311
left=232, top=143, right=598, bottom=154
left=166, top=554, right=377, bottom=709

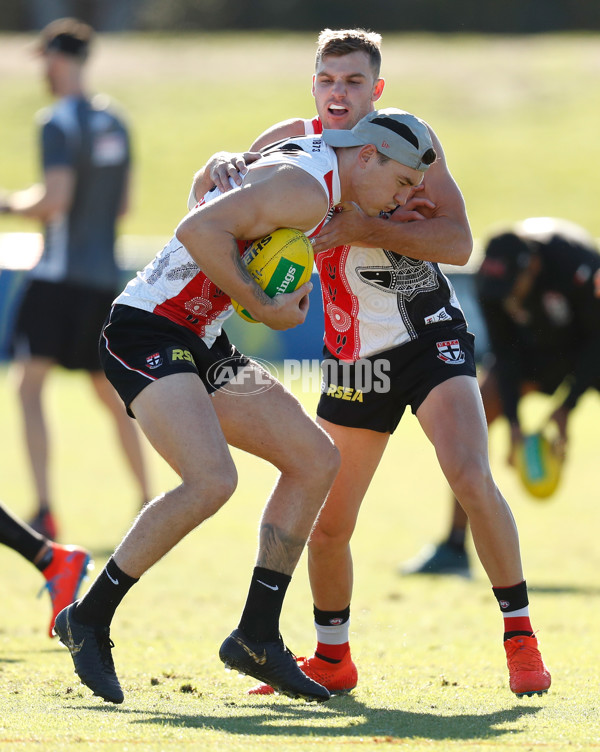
left=256, top=523, right=305, bottom=575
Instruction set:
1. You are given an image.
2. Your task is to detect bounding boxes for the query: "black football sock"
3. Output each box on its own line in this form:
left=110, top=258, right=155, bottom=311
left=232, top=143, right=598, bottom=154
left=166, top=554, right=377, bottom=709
left=73, top=557, right=138, bottom=628
left=238, top=566, right=291, bottom=642
left=0, top=503, right=48, bottom=565
left=492, top=580, right=534, bottom=641
left=314, top=605, right=351, bottom=626
left=35, top=546, right=54, bottom=571
left=446, top=526, right=467, bottom=551
left=314, top=605, right=351, bottom=663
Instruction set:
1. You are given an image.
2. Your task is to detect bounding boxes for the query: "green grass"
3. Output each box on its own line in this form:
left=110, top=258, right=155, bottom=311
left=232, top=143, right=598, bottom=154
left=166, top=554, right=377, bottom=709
left=1, top=32, right=600, bottom=750
left=1, top=365, right=600, bottom=750
left=1, top=32, right=600, bottom=247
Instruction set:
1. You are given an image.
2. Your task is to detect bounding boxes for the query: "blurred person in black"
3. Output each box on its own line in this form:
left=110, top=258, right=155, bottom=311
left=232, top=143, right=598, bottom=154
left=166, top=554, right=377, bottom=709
left=0, top=18, right=150, bottom=541
left=402, top=217, right=600, bottom=577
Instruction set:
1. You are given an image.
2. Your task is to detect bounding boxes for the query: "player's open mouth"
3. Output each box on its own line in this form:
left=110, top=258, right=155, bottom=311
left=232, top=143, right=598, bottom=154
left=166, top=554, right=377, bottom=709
left=328, top=104, right=348, bottom=116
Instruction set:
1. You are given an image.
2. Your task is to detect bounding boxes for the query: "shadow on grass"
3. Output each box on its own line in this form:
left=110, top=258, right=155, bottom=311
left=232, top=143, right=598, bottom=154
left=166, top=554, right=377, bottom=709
left=77, top=694, right=544, bottom=741
left=528, top=584, right=600, bottom=596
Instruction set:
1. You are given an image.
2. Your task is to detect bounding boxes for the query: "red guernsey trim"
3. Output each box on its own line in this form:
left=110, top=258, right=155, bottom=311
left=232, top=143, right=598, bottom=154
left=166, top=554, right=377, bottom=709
left=311, top=116, right=323, bottom=134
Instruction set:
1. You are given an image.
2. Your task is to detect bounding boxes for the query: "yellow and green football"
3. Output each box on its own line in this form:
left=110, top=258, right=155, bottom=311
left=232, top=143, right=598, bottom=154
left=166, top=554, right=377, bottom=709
left=231, top=228, right=314, bottom=323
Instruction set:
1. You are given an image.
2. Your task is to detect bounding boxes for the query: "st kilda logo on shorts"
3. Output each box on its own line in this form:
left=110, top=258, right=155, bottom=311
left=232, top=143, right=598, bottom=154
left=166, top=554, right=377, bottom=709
left=146, top=352, right=163, bottom=369
left=436, top=339, right=465, bottom=365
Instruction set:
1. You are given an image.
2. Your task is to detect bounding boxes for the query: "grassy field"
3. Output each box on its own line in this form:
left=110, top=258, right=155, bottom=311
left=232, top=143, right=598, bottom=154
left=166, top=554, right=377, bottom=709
left=1, top=31, right=600, bottom=250
left=1, top=365, right=600, bottom=751
left=1, top=32, right=600, bottom=751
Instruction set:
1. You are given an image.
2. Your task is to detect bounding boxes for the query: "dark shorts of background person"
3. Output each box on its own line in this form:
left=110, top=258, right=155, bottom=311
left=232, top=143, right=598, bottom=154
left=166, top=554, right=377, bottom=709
left=317, top=328, right=476, bottom=434
left=486, top=349, right=587, bottom=396
left=12, top=279, right=115, bottom=371
left=100, top=303, right=250, bottom=417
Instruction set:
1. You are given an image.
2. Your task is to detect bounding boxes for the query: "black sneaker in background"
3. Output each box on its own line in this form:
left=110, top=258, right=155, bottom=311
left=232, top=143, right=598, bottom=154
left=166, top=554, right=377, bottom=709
left=54, top=603, right=124, bottom=704
left=400, top=542, right=471, bottom=578
left=28, top=509, right=58, bottom=541
left=219, top=628, right=330, bottom=702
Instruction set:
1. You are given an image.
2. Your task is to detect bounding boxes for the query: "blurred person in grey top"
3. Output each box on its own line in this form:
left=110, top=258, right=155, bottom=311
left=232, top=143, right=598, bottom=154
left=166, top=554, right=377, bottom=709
left=0, top=18, right=150, bottom=541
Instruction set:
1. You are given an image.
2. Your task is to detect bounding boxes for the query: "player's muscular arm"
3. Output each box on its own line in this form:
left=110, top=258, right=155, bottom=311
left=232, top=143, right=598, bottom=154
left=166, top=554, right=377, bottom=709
left=313, top=128, right=473, bottom=266
left=177, top=165, right=327, bottom=330
left=188, top=120, right=307, bottom=206
left=249, top=119, right=306, bottom=151
left=190, top=152, right=262, bottom=203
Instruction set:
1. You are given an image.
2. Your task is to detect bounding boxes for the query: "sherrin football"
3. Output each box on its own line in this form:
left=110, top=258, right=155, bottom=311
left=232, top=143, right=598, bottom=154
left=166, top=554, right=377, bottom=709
left=515, top=432, right=564, bottom=500
left=231, top=228, right=314, bottom=323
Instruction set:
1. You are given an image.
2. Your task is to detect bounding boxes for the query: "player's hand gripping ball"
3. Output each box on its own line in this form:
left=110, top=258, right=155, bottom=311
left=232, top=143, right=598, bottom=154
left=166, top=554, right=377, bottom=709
left=515, top=431, right=564, bottom=500
left=231, top=228, right=314, bottom=323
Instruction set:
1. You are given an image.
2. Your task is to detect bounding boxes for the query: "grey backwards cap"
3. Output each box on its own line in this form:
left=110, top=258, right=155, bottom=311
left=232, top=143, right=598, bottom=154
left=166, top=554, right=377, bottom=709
left=322, top=108, right=436, bottom=171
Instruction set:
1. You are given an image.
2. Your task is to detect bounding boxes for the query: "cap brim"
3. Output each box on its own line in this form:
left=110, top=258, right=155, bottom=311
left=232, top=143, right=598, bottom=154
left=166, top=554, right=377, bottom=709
left=321, top=129, right=365, bottom=148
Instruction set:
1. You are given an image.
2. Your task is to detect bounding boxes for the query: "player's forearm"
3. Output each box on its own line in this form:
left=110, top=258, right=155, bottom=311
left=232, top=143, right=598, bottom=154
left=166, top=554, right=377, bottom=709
left=358, top=214, right=472, bottom=265
left=3, top=185, right=57, bottom=221
left=3, top=171, right=73, bottom=222
left=562, top=340, right=600, bottom=409
left=189, top=166, right=213, bottom=208
left=175, top=219, right=271, bottom=320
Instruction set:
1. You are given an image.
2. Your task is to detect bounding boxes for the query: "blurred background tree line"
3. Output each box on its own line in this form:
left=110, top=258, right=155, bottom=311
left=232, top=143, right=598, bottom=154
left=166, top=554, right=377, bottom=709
left=1, top=0, right=599, bottom=33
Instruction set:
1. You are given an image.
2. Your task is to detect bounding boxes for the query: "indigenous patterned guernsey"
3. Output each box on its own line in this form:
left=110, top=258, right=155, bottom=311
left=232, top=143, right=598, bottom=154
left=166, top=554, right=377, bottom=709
left=114, top=136, right=340, bottom=347
left=303, top=117, right=468, bottom=361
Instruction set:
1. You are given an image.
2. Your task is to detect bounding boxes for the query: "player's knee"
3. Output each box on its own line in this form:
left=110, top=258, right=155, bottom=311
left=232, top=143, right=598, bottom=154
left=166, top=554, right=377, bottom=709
left=279, top=428, right=339, bottom=491
left=206, top=469, right=238, bottom=515
left=306, top=432, right=341, bottom=485
left=184, top=464, right=238, bottom=521
left=321, top=439, right=341, bottom=484
left=309, top=515, right=354, bottom=554
left=451, top=461, right=498, bottom=513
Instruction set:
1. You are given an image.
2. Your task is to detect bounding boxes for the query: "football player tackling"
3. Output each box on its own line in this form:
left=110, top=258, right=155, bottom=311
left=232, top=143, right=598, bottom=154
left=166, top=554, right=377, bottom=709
left=54, top=106, right=435, bottom=704
left=195, top=28, right=551, bottom=700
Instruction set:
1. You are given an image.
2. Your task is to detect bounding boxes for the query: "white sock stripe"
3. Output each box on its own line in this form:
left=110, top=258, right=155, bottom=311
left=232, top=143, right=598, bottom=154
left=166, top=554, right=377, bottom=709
left=504, top=605, right=530, bottom=618
left=314, top=620, right=350, bottom=645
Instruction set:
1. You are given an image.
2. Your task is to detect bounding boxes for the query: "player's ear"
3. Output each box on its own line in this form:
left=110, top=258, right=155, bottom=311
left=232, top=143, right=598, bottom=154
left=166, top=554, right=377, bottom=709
left=359, top=144, right=377, bottom=166
left=373, top=77, right=385, bottom=102
left=311, top=74, right=317, bottom=97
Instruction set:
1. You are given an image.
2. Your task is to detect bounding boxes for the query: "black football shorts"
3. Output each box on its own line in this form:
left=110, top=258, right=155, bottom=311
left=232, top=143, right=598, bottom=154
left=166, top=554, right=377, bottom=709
left=13, top=279, right=115, bottom=371
left=100, top=304, right=249, bottom=416
left=317, top=327, right=476, bottom=434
